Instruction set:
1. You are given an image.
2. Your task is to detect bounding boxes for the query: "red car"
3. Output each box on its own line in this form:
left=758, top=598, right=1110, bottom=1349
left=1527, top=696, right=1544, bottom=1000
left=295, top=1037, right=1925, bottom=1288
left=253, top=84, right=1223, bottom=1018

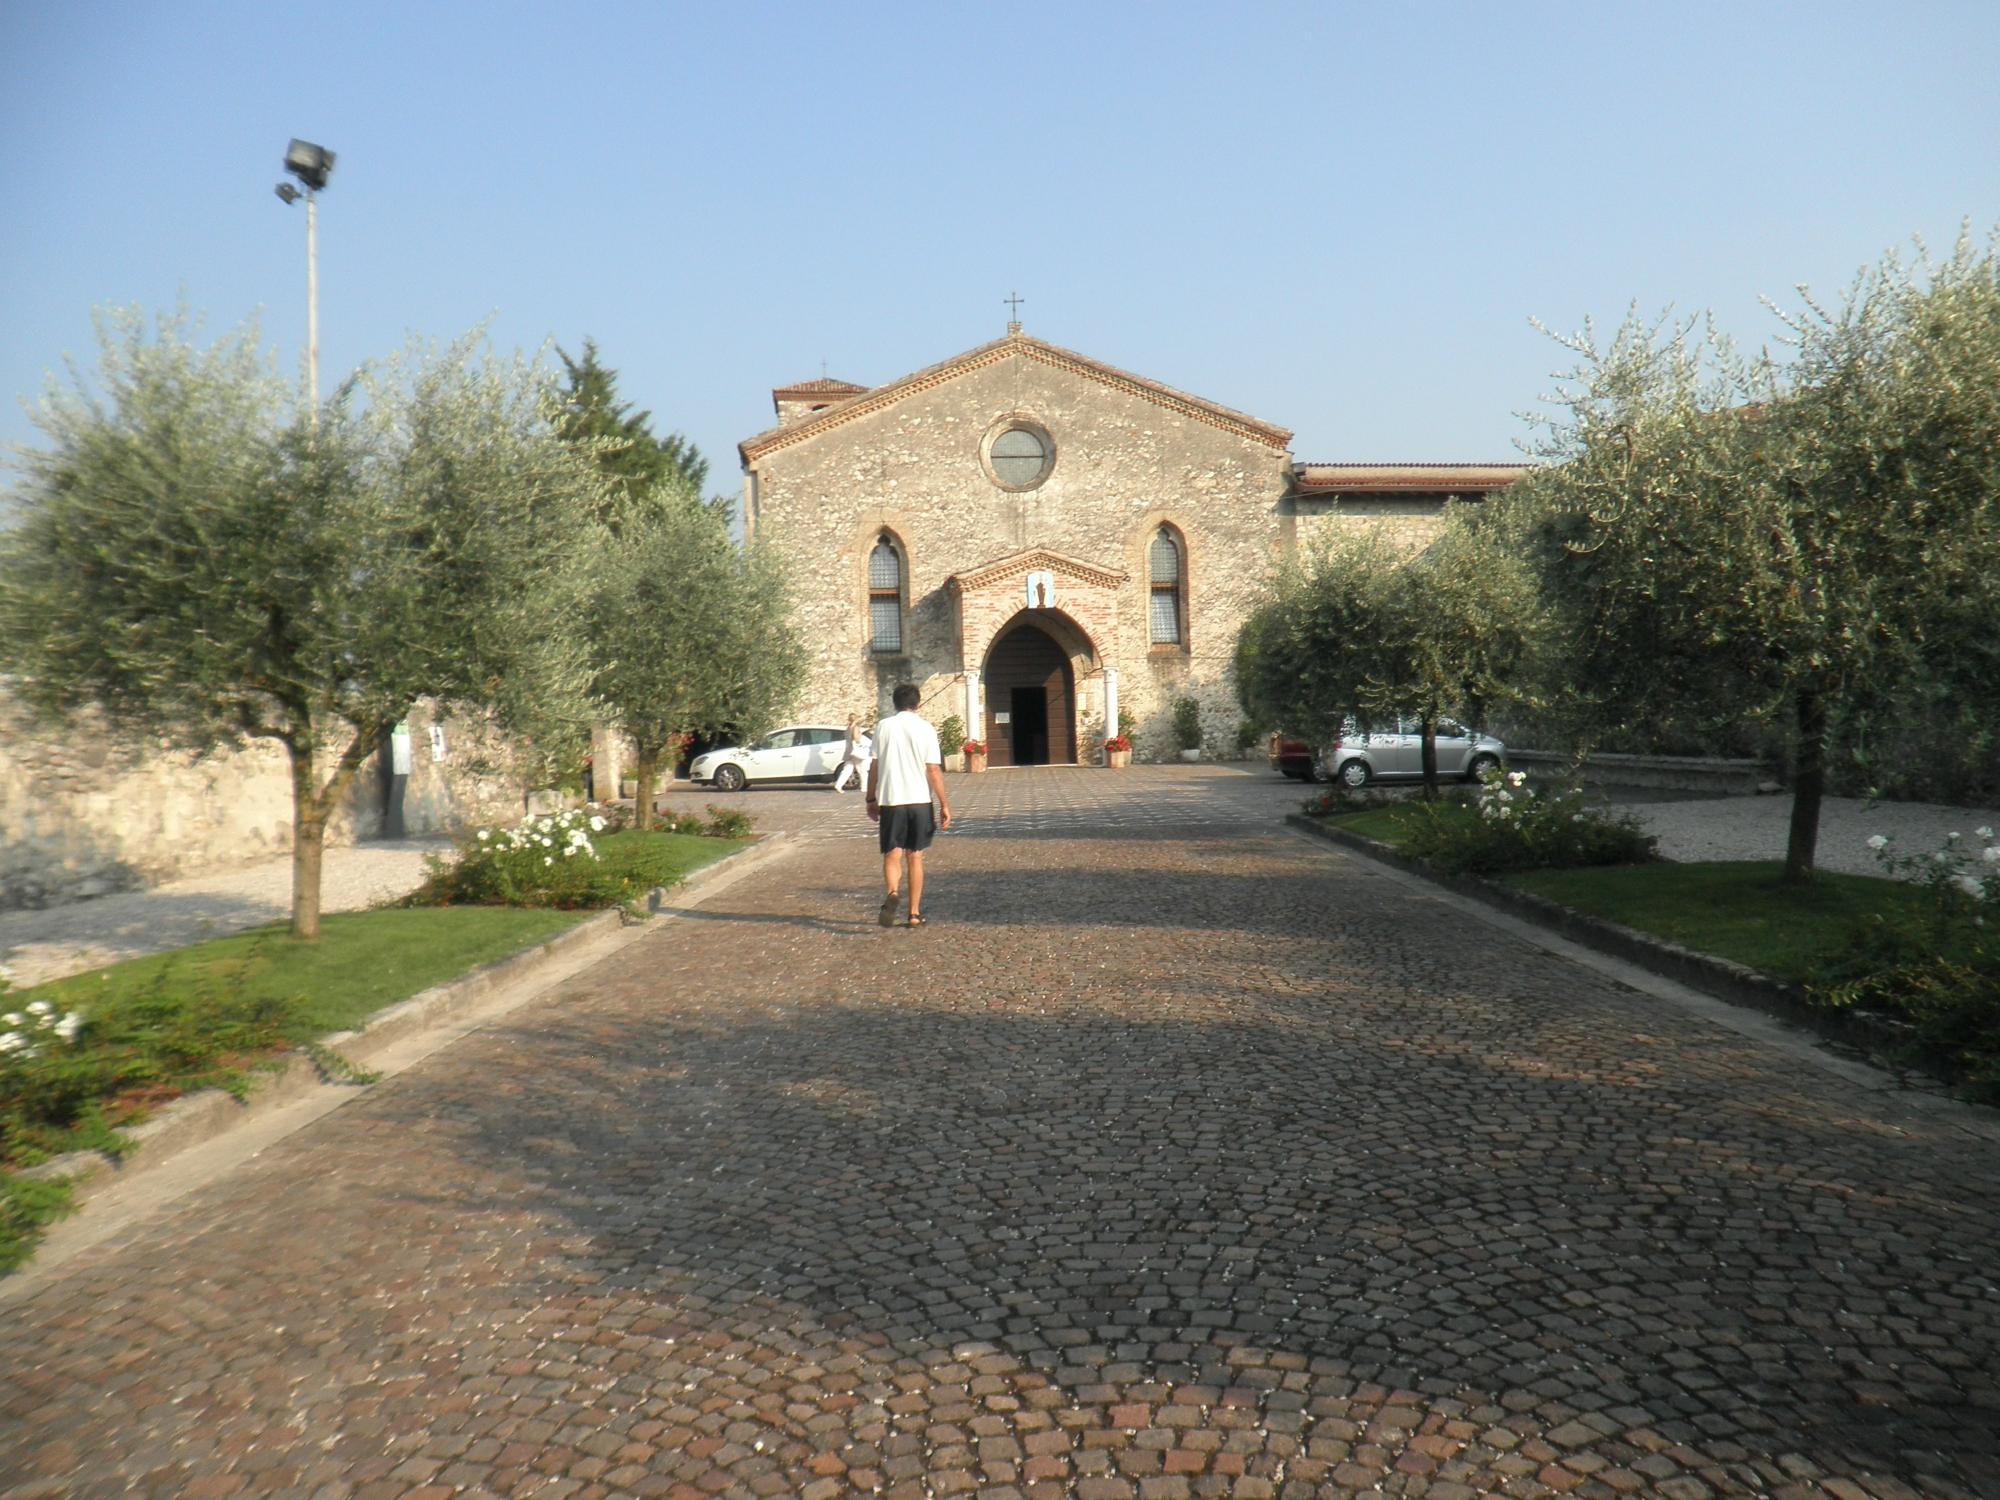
left=1268, top=731, right=1319, bottom=781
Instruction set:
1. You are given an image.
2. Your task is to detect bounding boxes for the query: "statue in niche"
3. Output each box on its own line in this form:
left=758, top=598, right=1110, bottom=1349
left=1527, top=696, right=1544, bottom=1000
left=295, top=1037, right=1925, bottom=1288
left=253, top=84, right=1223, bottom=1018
left=1026, top=569, right=1055, bottom=610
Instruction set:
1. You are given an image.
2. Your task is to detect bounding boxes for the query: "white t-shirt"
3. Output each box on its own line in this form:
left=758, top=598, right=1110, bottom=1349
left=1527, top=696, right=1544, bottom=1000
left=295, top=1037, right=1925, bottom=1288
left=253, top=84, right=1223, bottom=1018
left=871, top=711, right=940, bottom=807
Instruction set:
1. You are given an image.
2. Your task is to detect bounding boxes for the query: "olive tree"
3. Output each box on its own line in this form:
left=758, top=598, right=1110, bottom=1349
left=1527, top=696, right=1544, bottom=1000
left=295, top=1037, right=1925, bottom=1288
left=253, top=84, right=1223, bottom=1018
left=585, top=502, right=806, bottom=828
left=0, top=310, right=609, bottom=937
left=1504, top=231, right=2000, bottom=879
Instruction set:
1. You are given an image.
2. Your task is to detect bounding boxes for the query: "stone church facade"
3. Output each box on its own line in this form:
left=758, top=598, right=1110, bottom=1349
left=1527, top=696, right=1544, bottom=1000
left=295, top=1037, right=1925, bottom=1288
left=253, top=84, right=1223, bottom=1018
left=738, top=329, right=1525, bottom=765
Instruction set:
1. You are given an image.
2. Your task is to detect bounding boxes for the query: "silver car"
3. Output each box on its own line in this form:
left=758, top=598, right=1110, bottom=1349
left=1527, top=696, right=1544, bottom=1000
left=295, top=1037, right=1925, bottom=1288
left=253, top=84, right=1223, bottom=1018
left=1317, top=716, right=1505, bottom=788
left=689, top=725, right=851, bottom=791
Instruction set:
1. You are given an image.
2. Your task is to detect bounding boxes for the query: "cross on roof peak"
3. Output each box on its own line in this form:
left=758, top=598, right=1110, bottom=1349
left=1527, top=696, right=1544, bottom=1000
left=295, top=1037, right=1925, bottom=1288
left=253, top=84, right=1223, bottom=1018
left=1004, top=291, right=1024, bottom=335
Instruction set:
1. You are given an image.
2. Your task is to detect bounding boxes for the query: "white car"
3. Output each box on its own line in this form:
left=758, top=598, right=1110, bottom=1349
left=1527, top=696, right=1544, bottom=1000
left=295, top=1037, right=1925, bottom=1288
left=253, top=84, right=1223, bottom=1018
left=689, top=725, right=852, bottom=792
left=1317, top=716, right=1505, bottom=788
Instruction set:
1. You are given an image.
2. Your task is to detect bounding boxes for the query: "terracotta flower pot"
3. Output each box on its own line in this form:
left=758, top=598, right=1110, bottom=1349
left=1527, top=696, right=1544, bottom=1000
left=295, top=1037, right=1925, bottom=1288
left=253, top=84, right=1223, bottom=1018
left=1106, top=747, right=1131, bottom=769
left=966, top=750, right=988, bottom=774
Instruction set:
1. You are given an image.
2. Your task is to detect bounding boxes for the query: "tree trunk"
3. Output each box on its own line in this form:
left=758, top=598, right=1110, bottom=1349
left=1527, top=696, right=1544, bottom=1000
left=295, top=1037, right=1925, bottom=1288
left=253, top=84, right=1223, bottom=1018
left=285, top=718, right=386, bottom=941
left=1419, top=713, right=1440, bottom=801
left=288, top=738, right=328, bottom=941
left=633, top=746, right=658, bottom=832
left=1784, top=687, right=1828, bottom=885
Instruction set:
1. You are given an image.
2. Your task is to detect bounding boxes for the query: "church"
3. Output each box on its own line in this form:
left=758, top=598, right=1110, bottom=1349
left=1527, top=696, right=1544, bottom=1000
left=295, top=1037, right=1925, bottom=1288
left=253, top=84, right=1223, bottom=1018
left=737, top=325, right=1525, bottom=765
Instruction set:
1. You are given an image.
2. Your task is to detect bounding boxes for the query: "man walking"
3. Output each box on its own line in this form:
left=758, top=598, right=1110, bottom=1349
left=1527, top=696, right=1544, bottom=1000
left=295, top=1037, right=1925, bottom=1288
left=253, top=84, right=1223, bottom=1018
left=865, top=683, right=952, bottom=927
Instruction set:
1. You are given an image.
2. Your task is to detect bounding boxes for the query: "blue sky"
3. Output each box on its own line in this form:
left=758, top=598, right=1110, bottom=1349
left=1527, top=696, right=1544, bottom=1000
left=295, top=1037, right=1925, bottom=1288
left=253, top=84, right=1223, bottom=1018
left=3, top=1, right=1997, bottom=499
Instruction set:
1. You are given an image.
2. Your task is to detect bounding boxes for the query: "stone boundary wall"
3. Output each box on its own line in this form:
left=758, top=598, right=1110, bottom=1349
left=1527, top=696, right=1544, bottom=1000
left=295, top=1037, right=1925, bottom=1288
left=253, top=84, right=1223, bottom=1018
left=0, top=690, right=529, bottom=912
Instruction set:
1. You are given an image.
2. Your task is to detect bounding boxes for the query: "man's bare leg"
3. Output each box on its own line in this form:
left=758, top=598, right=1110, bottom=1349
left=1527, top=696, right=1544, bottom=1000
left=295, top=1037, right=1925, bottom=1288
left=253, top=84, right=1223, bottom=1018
left=882, top=848, right=905, bottom=902
left=906, top=850, right=925, bottom=919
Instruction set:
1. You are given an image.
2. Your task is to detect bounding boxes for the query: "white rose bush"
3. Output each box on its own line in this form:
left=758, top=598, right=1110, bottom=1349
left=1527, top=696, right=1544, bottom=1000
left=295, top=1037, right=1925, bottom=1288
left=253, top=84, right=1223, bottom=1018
left=1397, top=766, right=1657, bottom=876
left=1814, top=827, right=2000, bottom=1099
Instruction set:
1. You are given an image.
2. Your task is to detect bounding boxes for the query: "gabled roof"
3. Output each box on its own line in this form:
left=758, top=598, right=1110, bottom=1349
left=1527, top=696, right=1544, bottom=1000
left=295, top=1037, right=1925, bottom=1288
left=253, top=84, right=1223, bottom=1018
left=1293, top=462, right=1531, bottom=495
left=741, top=331, right=1293, bottom=464
left=947, top=546, right=1129, bottom=593
left=771, top=377, right=869, bottom=397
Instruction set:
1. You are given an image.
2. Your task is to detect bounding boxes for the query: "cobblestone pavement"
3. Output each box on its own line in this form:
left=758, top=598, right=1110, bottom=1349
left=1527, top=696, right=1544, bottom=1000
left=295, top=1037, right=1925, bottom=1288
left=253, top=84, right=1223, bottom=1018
left=4, top=766, right=1998, bottom=1500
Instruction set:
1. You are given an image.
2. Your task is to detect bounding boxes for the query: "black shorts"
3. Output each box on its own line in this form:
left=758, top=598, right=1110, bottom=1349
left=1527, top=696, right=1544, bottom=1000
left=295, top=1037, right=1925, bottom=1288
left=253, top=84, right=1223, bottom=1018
left=878, top=803, right=936, bottom=853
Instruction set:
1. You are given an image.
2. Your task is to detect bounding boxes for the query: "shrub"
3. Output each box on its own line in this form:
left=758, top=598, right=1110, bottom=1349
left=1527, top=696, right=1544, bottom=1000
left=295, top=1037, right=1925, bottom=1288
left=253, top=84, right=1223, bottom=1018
left=1235, top=719, right=1260, bottom=754
left=700, top=803, right=753, bottom=840
left=407, top=806, right=614, bottom=909
left=1171, top=697, right=1203, bottom=751
left=1812, top=827, right=2000, bottom=1097
left=1301, top=785, right=1365, bottom=818
left=1398, top=768, right=1656, bottom=876
left=938, top=714, right=966, bottom=758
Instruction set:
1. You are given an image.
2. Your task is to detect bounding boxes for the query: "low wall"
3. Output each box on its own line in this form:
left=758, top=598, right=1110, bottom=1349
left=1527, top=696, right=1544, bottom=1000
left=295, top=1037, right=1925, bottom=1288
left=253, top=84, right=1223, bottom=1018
left=1508, top=749, right=1772, bottom=795
left=0, top=692, right=528, bottom=912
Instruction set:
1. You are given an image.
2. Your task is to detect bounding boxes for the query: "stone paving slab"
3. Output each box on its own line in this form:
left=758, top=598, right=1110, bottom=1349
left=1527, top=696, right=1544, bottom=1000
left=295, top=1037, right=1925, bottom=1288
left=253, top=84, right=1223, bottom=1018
left=2, top=766, right=1997, bottom=1499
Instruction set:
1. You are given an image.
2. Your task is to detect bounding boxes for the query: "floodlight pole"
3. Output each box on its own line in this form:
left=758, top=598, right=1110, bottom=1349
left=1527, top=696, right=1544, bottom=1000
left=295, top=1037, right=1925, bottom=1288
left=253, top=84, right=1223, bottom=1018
left=304, top=187, right=320, bottom=423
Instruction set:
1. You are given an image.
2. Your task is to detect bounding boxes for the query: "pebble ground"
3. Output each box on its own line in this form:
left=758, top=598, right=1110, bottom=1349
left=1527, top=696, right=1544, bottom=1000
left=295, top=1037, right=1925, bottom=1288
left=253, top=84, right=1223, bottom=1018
left=3, top=766, right=1997, bottom=1500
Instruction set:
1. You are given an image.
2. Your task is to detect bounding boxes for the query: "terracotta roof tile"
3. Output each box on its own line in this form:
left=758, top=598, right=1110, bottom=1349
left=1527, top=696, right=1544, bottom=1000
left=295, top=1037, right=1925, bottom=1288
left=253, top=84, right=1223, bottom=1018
left=771, top=377, right=869, bottom=396
left=1293, top=462, right=1531, bottom=494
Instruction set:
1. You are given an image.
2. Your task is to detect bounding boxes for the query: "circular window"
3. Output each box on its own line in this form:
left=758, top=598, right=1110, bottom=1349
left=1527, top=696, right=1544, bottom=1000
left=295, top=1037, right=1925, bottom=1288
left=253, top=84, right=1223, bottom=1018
left=982, top=418, right=1055, bottom=491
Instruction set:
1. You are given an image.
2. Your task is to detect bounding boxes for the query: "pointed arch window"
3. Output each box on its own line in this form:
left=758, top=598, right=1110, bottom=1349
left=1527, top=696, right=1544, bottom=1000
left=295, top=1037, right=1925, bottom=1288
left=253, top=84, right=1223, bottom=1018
left=1148, top=525, right=1184, bottom=645
left=868, top=535, right=904, bottom=654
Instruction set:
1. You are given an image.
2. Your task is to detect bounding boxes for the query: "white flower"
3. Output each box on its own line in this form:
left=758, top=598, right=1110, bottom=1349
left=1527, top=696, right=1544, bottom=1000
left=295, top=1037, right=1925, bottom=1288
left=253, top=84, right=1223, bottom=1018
left=567, top=828, right=589, bottom=846
left=477, top=829, right=491, bottom=841
left=1933, top=851, right=1950, bottom=863
left=0, top=1032, right=24, bottom=1054
left=1866, top=834, right=1890, bottom=850
left=1976, top=826, right=1995, bottom=840
left=544, top=856, right=554, bottom=867
left=589, top=816, right=606, bottom=832
left=1, top=1013, right=21, bottom=1027
left=1507, top=771, right=1527, bottom=787
left=1955, top=875, right=1986, bottom=900
left=1948, top=831, right=1962, bottom=842
left=1983, top=846, right=2000, bottom=864
left=563, top=847, right=577, bottom=858
left=26, top=1000, right=51, bottom=1018
left=53, top=1012, right=80, bottom=1042
left=1572, top=814, right=1585, bottom=823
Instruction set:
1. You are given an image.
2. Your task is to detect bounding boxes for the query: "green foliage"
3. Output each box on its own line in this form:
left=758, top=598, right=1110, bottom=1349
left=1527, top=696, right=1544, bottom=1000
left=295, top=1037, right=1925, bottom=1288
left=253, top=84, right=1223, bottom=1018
left=1496, top=230, right=2000, bottom=874
left=1171, top=696, right=1203, bottom=750
left=938, top=714, right=966, bottom=757
left=0, top=309, right=612, bottom=937
left=556, top=338, right=708, bottom=522
left=1235, top=719, right=1260, bottom=754
left=583, top=499, right=808, bottom=828
left=1396, top=768, right=1656, bottom=876
left=1811, top=828, right=2000, bottom=1096
left=1, top=1172, right=75, bottom=1274
left=1117, top=706, right=1137, bottom=741
left=405, top=811, right=745, bottom=910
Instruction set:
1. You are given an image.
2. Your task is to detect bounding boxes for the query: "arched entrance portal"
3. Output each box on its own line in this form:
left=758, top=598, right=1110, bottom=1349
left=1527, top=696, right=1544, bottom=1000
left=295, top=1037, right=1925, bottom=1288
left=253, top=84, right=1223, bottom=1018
left=982, top=621, right=1076, bottom=767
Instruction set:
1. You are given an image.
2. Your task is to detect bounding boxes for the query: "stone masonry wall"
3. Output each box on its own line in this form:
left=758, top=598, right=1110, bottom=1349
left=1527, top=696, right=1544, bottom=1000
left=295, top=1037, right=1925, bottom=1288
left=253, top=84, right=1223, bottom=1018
left=0, top=691, right=528, bottom=911
left=749, top=348, right=1296, bottom=763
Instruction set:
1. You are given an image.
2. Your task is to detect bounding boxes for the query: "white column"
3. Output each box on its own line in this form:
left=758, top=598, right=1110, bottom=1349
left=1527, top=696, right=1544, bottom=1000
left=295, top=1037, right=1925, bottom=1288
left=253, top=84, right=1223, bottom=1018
left=1102, top=668, right=1119, bottom=746
left=965, top=669, right=983, bottom=742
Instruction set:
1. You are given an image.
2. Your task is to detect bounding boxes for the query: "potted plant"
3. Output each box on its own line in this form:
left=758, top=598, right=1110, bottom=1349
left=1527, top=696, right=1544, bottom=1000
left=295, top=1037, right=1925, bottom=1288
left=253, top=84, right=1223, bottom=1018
left=938, top=713, right=966, bottom=772
left=962, top=737, right=988, bottom=773
left=1104, top=734, right=1132, bottom=769
left=1172, top=696, right=1203, bottom=761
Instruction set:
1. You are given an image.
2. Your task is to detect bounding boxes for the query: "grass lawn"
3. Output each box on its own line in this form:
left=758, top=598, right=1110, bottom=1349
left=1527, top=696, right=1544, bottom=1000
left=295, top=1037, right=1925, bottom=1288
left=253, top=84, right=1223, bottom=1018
left=1321, top=803, right=1435, bottom=844
left=1502, top=861, right=1931, bottom=984
left=589, top=828, right=743, bottom=893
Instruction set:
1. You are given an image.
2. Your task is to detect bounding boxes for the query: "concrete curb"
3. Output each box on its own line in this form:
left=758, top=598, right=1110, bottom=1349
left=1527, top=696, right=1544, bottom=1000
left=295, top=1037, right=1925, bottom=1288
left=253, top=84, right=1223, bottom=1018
left=14, top=832, right=791, bottom=1209
left=1284, top=812, right=1925, bottom=1064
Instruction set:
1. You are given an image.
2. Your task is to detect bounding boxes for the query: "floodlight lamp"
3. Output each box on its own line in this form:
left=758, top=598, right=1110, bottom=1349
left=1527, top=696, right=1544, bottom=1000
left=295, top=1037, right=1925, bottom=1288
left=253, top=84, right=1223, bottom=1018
left=282, top=138, right=335, bottom=191
left=274, top=182, right=301, bottom=205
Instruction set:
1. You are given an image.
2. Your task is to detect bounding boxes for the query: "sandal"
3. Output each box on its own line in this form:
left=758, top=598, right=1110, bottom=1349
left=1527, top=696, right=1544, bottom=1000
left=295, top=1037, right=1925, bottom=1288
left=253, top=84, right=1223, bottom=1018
left=907, top=913, right=928, bottom=927
left=878, top=893, right=901, bottom=927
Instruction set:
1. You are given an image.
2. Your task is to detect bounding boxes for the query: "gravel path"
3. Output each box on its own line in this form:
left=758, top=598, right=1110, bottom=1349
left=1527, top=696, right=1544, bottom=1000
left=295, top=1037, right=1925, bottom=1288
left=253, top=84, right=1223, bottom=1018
left=1622, top=791, right=2000, bottom=875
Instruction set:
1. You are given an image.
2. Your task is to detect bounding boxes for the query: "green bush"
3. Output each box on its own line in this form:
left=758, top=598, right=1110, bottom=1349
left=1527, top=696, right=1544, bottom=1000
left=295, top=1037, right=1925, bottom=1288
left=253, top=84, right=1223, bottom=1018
left=1398, top=768, right=1656, bottom=876
left=405, top=804, right=753, bottom=910
left=1811, top=827, right=2000, bottom=1097
left=1171, top=697, right=1203, bottom=751
left=938, top=714, right=966, bottom=758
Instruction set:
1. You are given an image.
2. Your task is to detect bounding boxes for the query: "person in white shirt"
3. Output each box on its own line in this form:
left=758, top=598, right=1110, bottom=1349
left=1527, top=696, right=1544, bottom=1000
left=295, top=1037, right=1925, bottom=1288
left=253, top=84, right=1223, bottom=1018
left=865, top=683, right=953, bottom=927
left=832, top=714, right=872, bottom=793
